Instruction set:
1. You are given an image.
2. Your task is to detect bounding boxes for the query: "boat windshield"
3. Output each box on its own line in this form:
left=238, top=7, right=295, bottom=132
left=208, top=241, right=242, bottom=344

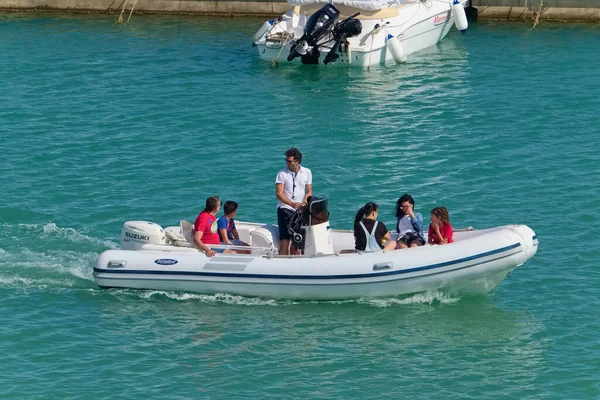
left=287, top=0, right=402, bottom=11
left=309, top=197, right=329, bottom=225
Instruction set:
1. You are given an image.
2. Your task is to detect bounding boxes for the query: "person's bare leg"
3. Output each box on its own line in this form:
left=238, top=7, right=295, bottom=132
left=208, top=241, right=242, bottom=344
left=279, top=239, right=290, bottom=255
left=396, top=242, right=408, bottom=250
left=384, top=240, right=397, bottom=251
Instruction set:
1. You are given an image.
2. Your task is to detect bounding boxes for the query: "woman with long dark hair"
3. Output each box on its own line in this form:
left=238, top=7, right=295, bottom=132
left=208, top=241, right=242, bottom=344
left=354, top=202, right=397, bottom=252
left=394, top=193, right=425, bottom=249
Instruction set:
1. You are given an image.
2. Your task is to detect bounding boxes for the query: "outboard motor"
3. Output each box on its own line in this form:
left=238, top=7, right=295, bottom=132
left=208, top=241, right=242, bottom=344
left=120, top=221, right=166, bottom=250
left=288, top=207, right=308, bottom=251
left=288, top=4, right=340, bottom=64
left=324, top=13, right=362, bottom=65
left=288, top=197, right=334, bottom=256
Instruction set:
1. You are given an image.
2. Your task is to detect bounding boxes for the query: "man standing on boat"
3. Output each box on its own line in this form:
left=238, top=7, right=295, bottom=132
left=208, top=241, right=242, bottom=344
left=276, top=147, right=312, bottom=255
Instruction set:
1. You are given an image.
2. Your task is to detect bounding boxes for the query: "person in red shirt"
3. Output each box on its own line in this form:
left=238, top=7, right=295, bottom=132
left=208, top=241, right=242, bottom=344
left=194, top=196, right=223, bottom=257
left=428, top=206, right=454, bottom=245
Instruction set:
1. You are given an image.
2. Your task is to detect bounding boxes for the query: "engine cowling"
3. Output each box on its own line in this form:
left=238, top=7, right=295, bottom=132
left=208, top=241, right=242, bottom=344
left=120, top=221, right=166, bottom=250
left=288, top=4, right=340, bottom=63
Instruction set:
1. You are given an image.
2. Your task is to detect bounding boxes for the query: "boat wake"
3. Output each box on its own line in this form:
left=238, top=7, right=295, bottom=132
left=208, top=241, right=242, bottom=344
left=0, top=222, right=115, bottom=290
left=40, top=223, right=118, bottom=250
left=359, top=292, right=461, bottom=307
left=96, top=288, right=464, bottom=307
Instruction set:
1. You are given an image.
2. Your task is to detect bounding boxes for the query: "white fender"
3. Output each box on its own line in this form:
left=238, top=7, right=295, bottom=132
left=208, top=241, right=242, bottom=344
left=386, top=34, right=407, bottom=64
left=452, top=0, right=468, bottom=34
left=253, top=20, right=274, bottom=42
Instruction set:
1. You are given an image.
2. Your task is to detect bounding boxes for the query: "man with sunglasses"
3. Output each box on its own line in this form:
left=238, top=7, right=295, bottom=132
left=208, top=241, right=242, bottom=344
left=275, top=147, right=313, bottom=255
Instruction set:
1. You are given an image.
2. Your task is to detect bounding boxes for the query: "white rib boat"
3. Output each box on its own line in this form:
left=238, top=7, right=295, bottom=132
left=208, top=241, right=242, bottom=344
left=94, top=200, right=538, bottom=300
left=252, top=0, right=469, bottom=67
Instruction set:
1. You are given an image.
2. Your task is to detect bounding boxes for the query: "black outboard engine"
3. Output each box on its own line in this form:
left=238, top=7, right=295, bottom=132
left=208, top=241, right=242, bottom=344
left=288, top=196, right=331, bottom=253
left=288, top=206, right=308, bottom=251
left=288, top=4, right=340, bottom=64
left=324, top=13, right=363, bottom=65
left=323, top=13, right=362, bottom=64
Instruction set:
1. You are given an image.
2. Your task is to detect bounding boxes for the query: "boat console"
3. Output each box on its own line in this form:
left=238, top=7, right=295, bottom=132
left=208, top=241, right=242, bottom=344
left=289, top=197, right=334, bottom=256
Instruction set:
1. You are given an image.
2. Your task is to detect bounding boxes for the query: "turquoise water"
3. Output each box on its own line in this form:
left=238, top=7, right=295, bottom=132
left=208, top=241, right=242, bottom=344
left=1, top=12, right=600, bottom=398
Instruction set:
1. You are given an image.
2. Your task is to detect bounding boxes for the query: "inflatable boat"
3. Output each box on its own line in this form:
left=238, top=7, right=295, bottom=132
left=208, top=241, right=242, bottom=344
left=94, top=199, right=538, bottom=300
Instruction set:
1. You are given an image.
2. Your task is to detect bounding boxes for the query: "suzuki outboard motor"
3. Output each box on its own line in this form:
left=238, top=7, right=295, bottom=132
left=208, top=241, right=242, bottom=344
left=324, top=14, right=362, bottom=65
left=288, top=4, right=340, bottom=64
left=120, top=221, right=166, bottom=250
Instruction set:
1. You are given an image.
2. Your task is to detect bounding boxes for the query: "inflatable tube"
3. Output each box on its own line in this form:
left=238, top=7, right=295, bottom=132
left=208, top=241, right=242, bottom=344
left=94, top=223, right=538, bottom=300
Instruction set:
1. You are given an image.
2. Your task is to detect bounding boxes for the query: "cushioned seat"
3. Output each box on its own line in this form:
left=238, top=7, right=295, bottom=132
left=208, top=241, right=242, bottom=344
left=180, top=220, right=194, bottom=243
left=250, top=224, right=281, bottom=250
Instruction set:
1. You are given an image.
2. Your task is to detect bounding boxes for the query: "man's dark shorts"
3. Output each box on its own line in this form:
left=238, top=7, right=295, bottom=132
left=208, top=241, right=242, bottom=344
left=277, top=207, right=295, bottom=240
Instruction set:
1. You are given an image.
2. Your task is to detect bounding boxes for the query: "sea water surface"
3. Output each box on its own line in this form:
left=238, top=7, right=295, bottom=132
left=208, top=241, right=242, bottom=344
left=1, top=13, right=599, bottom=398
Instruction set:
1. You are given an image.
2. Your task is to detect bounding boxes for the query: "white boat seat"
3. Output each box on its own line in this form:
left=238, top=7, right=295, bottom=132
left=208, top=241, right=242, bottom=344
left=180, top=220, right=194, bottom=243
left=250, top=224, right=280, bottom=250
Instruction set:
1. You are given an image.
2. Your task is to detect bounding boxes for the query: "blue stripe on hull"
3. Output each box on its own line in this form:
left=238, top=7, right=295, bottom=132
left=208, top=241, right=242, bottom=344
left=94, top=243, right=522, bottom=281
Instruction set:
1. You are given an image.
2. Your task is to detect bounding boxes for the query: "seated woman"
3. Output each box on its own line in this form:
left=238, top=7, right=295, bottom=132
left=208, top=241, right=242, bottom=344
left=395, top=193, right=425, bottom=249
left=428, top=206, right=454, bottom=245
left=354, top=202, right=397, bottom=252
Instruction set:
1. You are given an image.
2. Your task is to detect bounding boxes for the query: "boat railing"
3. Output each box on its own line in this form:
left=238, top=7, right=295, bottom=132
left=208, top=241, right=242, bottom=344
left=454, top=226, right=474, bottom=232
left=209, top=244, right=274, bottom=256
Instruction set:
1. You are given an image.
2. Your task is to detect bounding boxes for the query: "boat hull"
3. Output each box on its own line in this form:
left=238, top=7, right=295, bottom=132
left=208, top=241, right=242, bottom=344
left=254, top=1, right=465, bottom=67
left=94, top=225, right=538, bottom=300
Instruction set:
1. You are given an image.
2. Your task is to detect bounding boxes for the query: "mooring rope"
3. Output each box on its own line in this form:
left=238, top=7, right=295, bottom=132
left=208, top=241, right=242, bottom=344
left=271, top=33, right=291, bottom=68
left=104, top=0, right=119, bottom=13
left=528, top=0, right=543, bottom=31
left=367, top=29, right=378, bottom=71
left=117, top=0, right=127, bottom=24
left=126, top=0, right=138, bottom=23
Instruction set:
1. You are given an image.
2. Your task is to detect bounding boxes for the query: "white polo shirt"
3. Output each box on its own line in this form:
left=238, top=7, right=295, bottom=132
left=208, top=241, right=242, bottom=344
left=275, top=165, right=312, bottom=211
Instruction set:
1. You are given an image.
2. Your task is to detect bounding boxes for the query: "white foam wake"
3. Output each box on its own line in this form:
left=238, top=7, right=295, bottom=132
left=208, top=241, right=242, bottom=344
left=40, top=223, right=118, bottom=249
left=0, top=222, right=115, bottom=289
left=94, top=289, right=462, bottom=307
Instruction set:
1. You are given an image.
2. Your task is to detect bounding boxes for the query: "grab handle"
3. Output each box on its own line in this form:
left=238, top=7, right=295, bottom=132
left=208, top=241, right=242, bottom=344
left=107, top=260, right=127, bottom=268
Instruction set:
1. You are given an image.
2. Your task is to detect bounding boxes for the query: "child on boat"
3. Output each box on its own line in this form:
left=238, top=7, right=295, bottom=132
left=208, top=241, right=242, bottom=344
left=395, top=193, right=425, bottom=249
left=428, top=206, right=454, bottom=245
left=354, top=202, right=397, bottom=252
left=217, top=200, right=249, bottom=250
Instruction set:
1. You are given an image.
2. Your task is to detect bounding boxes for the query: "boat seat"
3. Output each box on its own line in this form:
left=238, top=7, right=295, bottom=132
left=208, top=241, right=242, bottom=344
left=180, top=220, right=194, bottom=243
left=293, top=4, right=400, bottom=19
left=250, top=224, right=280, bottom=250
